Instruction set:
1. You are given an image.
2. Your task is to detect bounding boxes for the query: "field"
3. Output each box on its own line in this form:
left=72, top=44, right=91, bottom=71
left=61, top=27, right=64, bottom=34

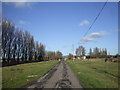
left=66, top=60, right=119, bottom=88
left=2, top=60, right=58, bottom=88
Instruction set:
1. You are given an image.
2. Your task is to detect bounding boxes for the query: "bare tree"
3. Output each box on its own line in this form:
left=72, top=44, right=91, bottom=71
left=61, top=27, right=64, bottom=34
left=2, top=20, right=15, bottom=64
left=89, top=48, right=92, bottom=57
left=68, top=53, right=73, bottom=60
left=76, top=46, right=86, bottom=57
left=81, top=46, right=86, bottom=56
left=28, top=36, right=34, bottom=61
left=76, top=48, right=79, bottom=56
left=34, top=41, right=39, bottom=61
left=38, top=43, right=45, bottom=61
left=55, top=51, right=62, bottom=60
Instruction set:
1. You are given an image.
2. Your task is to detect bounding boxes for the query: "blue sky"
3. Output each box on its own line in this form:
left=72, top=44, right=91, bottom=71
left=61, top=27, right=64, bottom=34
left=2, top=2, right=118, bottom=55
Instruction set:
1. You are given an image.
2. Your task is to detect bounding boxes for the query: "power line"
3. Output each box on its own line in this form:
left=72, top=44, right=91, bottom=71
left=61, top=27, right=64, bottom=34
left=73, top=1, right=108, bottom=55
left=83, top=0, right=108, bottom=37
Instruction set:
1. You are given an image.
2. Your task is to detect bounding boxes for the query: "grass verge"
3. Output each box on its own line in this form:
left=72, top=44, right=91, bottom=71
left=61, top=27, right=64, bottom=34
left=66, top=60, right=119, bottom=88
left=2, top=60, right=58, bottom=88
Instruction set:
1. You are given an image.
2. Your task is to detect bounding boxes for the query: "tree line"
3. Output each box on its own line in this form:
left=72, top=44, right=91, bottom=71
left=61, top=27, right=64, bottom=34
left=88, top=47, right=107, bottom=58
left=75, top=46, right=108, bottom=58
left=76, top=46, right=86, bottom=57
left=2, top=19, right=62, bottom=66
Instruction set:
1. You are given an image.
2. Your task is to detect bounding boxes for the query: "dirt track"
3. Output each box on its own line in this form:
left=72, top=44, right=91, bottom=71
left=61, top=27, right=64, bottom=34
left=26, top=60, right=83, bottom=88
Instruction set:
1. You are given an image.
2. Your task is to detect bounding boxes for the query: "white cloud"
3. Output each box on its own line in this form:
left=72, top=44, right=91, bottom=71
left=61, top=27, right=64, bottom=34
left=90, top=31, right=106, bottom=38
left=4, top=1, right=31, bottom=8
left=5, top=0, right=32, bottom=8
left=80, top=37, right=96, bottom=44
left=13, top=2, right=31, bottom=8
left=80, top=31, right=107, bottom=44
left=19, top=20, right=30, bottom=25
left=80, top=20, right=89, bottom=26
left=83, top=37, right=95, bottom=41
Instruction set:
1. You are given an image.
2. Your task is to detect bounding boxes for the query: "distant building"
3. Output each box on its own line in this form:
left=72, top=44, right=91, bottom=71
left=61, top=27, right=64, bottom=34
left=64, top=58, right=67, bottom=61
left=81, top=56, right=86, bottom=59
left=77, top=57, right=80, bottom=59
left=73, top=57, right=76, bottom=60
left=76, top=56, right=86, bottom=60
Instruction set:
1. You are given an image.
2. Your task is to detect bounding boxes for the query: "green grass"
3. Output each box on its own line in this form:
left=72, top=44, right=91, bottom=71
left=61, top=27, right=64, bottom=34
left=66, top=60, right=119, bottom=88
left=2, top=60, right=58, bottom=88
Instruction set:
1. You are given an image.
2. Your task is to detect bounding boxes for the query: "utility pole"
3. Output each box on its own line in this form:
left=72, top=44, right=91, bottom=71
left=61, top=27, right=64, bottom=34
left=72, top=44, right=74, bottom=61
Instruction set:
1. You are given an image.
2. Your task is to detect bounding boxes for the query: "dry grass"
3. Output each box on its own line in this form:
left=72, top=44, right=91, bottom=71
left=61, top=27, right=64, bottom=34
left=83, top=58, right=119, bottom=62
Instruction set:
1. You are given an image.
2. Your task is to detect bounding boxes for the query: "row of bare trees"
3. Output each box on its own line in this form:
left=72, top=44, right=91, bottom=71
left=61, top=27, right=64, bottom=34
left=88, top=47, right=107, bottom=58
left=2, top=19, right=62, bottom=66
left=46, top=51, right=63, bottom=60
left=75, top=46, right=108, bottom=58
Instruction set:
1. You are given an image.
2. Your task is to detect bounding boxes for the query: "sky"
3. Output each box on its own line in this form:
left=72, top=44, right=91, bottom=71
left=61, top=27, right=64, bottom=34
left=2, top=2, right=118, bottom=55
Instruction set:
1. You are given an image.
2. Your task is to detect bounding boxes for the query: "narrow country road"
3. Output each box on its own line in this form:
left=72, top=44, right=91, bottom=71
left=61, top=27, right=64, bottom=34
left=26, top=60, right=83, bottom=88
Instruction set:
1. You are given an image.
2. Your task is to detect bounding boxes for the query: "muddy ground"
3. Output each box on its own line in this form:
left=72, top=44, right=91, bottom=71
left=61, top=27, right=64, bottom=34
left=25, top=60, right=83, bottom=89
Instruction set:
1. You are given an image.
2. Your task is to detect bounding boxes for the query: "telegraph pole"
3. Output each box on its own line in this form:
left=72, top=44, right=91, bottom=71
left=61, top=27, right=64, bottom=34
left=72, top=44, right=74, bottom=61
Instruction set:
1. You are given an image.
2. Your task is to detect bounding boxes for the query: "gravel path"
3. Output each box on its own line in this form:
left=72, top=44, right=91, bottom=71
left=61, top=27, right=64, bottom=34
left=26, top=60, right=83, bottom=89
